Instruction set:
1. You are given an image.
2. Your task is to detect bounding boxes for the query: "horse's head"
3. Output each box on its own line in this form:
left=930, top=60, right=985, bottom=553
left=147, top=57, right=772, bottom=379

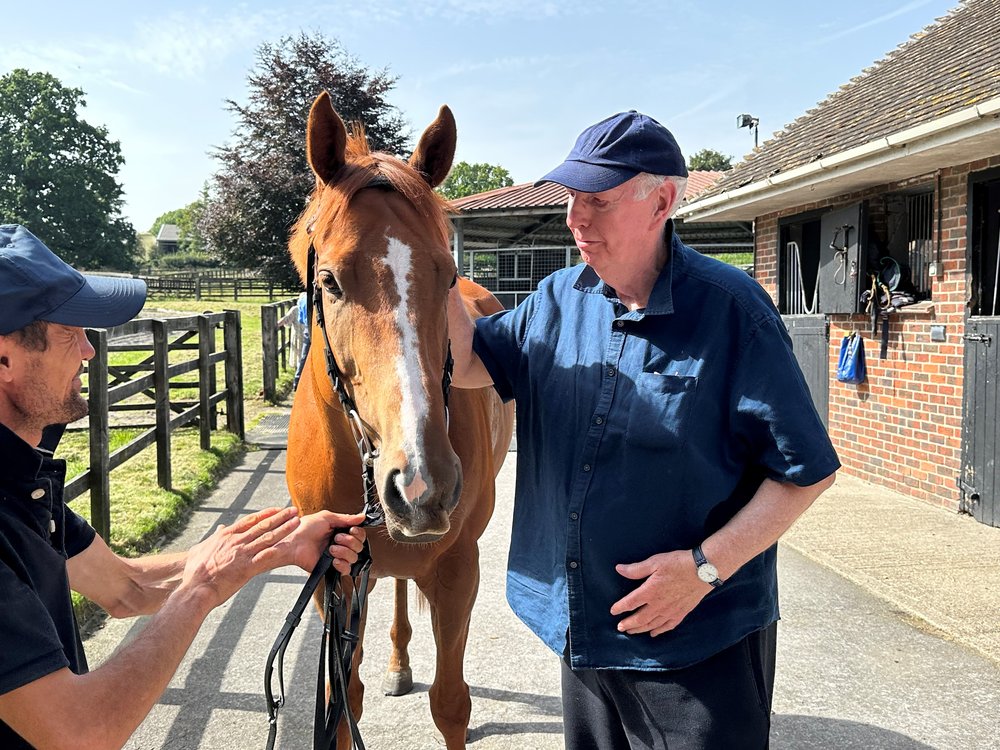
left=290, top=91, right=461, bottom=544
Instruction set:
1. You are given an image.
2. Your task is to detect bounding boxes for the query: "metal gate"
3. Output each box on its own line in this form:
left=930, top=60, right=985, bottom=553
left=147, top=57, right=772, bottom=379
left=960, top=317, right=1000, bottom=527
left=782, top=315, right=830, bottom=428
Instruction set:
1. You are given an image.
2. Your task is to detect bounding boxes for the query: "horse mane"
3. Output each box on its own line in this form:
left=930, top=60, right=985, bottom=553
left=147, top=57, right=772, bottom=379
left=289, top=127, right=453, bottom=284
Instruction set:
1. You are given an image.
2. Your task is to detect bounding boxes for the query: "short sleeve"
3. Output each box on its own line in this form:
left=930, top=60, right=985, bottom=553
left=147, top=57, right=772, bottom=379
left=472, top=292, right=540, bottom=403
left=62, top=506, right=96, bottom=559
left=732, top=317, right=841, bottom=485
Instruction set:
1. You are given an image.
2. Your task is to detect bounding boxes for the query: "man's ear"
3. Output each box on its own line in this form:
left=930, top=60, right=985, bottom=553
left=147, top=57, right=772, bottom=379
left=652, top=179, right=680, bottom=224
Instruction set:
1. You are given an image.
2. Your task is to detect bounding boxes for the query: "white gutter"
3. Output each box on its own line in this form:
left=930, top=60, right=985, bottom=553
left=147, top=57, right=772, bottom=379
left=678, top=95, right=1000, bottom=221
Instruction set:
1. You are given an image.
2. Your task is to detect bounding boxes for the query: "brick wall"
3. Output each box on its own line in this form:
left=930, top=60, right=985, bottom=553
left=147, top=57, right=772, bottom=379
left=756, top=155, right=1000, bottom=511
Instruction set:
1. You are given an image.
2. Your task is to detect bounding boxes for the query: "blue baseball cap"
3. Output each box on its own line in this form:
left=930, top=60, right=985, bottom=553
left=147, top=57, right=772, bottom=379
left=0, top=224, right=147, bottom=335
left=535, top=110, right=688, bottom=193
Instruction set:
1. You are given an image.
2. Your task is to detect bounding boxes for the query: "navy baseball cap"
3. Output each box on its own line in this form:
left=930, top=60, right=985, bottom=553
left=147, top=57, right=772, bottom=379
left=0, top=224, right=147, bottom=335
left=535, top=110, right=688, bottom=193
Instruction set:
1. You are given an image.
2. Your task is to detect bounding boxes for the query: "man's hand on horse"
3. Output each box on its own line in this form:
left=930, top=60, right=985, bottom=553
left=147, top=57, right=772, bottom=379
left=610, top=550, right=711, bottom=637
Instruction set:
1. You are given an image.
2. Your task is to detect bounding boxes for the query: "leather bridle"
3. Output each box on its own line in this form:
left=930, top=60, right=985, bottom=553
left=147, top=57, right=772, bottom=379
left=263, top=175, right=456, bottom=750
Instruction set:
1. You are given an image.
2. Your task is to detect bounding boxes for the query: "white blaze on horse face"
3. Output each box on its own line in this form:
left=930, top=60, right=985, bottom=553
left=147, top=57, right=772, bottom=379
left=383, top=233, right=430, bottom=506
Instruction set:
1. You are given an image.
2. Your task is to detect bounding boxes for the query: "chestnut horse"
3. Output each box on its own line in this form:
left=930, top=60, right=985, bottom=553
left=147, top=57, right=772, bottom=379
left=285, top=91, right=513, bottom=749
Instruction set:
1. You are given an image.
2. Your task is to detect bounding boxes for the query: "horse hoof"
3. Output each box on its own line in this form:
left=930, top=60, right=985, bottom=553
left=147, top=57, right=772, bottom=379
left=382, top=668, right=413, bottom=696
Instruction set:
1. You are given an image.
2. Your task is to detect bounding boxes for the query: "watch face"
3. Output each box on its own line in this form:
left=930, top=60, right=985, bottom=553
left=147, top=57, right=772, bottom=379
left=697, top=563, right=719, bottom=583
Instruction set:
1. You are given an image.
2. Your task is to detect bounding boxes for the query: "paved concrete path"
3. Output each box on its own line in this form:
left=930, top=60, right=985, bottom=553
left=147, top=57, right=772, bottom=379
left=84, top=448, right=1000, bottom=749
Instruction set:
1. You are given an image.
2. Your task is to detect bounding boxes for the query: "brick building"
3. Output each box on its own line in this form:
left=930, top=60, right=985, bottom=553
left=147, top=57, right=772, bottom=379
left=679, top=0, right=1000, bottom=526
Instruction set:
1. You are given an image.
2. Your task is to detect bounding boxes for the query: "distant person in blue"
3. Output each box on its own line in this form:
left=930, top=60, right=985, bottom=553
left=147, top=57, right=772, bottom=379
left=279, top=291, right=311, bottom=390
left=447, top=113, right=840, bottom=748
left=0, top=225, right=365, bottom=749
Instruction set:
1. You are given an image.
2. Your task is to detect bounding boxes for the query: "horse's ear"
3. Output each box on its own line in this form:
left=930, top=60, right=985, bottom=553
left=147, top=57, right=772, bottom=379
left=306, top=91, right=347, bottom=185
left=408, top=105, right=456, bottom=188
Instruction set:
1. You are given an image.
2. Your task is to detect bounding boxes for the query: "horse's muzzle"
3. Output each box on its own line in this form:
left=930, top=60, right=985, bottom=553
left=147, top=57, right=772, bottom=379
left=380, top=462, right=463, bottom=543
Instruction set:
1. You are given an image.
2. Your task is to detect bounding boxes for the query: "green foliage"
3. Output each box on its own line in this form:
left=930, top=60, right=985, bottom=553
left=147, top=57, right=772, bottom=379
left=155, top=251, right=219, bottom=270
left=0, top=69, right=138, bottom=270
left=150, top=190, right=209, bottom=260
left=687, top=148, right=733, bottom=172
left=199, top=32, right=409, bottom=286
left=438, top=161, right=514, bottom=200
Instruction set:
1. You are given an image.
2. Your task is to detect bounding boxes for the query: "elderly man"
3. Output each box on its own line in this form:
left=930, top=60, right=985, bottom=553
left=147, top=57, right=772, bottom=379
left=0, top=225, right=366, bottom=749
left=447, top=112, right=840, bottom=748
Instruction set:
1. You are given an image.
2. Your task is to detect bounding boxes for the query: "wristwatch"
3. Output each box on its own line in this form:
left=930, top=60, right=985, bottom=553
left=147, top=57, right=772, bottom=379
left=692, top=545, right=724, bottom=589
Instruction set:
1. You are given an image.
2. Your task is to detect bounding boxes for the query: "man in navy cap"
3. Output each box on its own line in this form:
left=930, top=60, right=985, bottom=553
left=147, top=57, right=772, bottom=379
left=447, top=113, right=840, bottom=747
left=0, top=225, right=367, bottom=749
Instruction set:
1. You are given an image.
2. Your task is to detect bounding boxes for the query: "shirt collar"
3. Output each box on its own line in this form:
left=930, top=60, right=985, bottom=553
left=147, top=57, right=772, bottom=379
left=0, top=422, right=49, bottom=484
left=572, top=220, right=681, bottom=317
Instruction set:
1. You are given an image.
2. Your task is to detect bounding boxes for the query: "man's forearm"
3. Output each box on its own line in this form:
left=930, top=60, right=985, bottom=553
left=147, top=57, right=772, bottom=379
left=0, top=584, right=214, bottom=750
left=701, top=473, right=836, bottom=581
left=69, top=537, right=188, bottom=618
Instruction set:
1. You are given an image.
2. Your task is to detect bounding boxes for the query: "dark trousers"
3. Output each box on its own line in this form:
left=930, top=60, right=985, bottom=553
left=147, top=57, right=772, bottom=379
left=560, top=623, right=776, bottom=750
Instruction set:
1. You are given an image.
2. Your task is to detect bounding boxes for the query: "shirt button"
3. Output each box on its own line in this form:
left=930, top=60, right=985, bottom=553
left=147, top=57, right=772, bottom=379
left=594, top=416, right=604, bottom=425
left=569, top=561, right=579, bottom=569
left=570, top=512, right=579, bottom=521
left=583, top=464, right=591, bottom=472
left=606, top=367, right=616, bottom=378
left=614, top=320, right=625, bottom=329
left=31, top=489, right=46, bottom=500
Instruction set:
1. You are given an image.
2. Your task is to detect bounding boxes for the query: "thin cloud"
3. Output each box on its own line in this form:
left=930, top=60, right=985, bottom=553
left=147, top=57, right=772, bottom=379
left=812, top=0, right=941, bottom=45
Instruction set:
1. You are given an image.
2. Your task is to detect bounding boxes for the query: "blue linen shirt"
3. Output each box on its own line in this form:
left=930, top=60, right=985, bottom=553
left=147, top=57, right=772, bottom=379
left=473, top=231, right=840, bottom=670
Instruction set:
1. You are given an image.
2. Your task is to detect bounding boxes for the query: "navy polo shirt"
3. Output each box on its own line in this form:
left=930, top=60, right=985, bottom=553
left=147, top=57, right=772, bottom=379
left=0, top=423, right=96, bottom=747
left=473, top=232, right=840, bottom=670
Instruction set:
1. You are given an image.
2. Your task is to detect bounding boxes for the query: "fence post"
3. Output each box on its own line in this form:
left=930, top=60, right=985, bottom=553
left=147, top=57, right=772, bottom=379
left=224, top=310, right=245, bottom=439
left=197, top=315, right=213, bottom=450
left=86, top=329, right=112, bottom=541
left=261, top=304, right=278, bottom=401
left=195, top=275, right=202, bottom=301
left=152, top=319, right=172, bottom=491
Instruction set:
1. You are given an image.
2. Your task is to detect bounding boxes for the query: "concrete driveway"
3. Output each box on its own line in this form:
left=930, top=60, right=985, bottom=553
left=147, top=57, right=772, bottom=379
left=83, top=448, right=1000, bottom=749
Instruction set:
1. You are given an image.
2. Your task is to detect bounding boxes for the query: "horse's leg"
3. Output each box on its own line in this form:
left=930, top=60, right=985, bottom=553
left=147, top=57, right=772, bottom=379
left=383, top=577, right=414, bottom=695
left=418, top=544, right=480, bottom=750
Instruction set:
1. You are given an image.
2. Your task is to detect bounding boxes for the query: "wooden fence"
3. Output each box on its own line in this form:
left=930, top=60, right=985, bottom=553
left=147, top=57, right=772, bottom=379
left=261, top=297, right=301, bottom=401
left=141, top=270, right=300, bottom=301
left=65, top=312, right=244, bottom=541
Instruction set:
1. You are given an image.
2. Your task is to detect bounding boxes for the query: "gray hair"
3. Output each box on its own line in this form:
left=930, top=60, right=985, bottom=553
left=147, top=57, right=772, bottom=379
left=632, top=173, right=688, bottom=217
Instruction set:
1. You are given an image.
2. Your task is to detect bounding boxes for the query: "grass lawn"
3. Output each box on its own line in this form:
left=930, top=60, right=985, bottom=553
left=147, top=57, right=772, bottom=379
left=59, top=296, right=297, bottom=622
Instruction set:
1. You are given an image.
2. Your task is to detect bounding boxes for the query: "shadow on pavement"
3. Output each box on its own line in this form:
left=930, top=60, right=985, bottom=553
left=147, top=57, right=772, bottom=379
left=772, top=714, right=938, bottom=749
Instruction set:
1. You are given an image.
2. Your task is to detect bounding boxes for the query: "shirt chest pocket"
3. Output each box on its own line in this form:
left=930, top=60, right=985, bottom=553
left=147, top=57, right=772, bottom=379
left=624, top=372, right=698, bottom=449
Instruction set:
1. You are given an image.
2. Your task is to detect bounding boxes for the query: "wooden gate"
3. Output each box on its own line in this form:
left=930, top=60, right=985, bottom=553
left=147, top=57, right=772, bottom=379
left=960, top=317, right=1000, bottom=527
left=783, top=315, right=830, bottom=427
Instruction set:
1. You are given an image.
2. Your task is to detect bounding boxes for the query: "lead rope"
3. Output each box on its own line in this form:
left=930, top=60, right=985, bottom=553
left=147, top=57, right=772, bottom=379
left=263, top=237, right=455, bottom=750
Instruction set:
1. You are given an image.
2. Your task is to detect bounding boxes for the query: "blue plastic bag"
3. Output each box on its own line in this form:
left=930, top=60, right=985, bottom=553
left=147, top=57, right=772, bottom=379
left=836, top=333, right=866, bottom=384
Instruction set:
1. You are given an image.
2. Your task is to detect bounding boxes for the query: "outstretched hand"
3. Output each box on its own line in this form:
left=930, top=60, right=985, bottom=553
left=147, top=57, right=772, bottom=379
left=179, top=508, right=368, bottom=613
left=181, top=507, right=303, bottom=610
left=610, top=550, right=712, bottom=637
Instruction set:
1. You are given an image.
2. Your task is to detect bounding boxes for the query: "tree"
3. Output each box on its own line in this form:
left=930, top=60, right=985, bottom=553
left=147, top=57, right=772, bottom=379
left=687, top=148, right=733, bottom=172
left=0, top=70, right=137, bottom=270
left=149, top=192, right=207, bottom=255
left=199, top=32, right=409, bottom=285
left=438, top=161, right=514, bottom=200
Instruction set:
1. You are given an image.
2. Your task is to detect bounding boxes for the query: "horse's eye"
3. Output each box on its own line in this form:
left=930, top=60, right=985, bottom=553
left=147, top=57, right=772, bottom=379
left=449, top=273, right=457, bottom=289
left=319, top=272, right=343, bottom=299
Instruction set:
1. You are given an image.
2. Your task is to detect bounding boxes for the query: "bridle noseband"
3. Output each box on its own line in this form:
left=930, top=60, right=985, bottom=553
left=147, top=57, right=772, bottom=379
left=264, top=174, right=456, bottom=750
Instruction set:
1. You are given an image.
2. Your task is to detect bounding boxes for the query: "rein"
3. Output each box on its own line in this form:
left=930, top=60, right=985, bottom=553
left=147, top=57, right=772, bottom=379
left=263, top=178, right=455, bottom=750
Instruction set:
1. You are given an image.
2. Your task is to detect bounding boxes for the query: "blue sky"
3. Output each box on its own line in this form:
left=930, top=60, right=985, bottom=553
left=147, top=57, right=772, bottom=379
left=3, top=0, right=960, bottom=233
